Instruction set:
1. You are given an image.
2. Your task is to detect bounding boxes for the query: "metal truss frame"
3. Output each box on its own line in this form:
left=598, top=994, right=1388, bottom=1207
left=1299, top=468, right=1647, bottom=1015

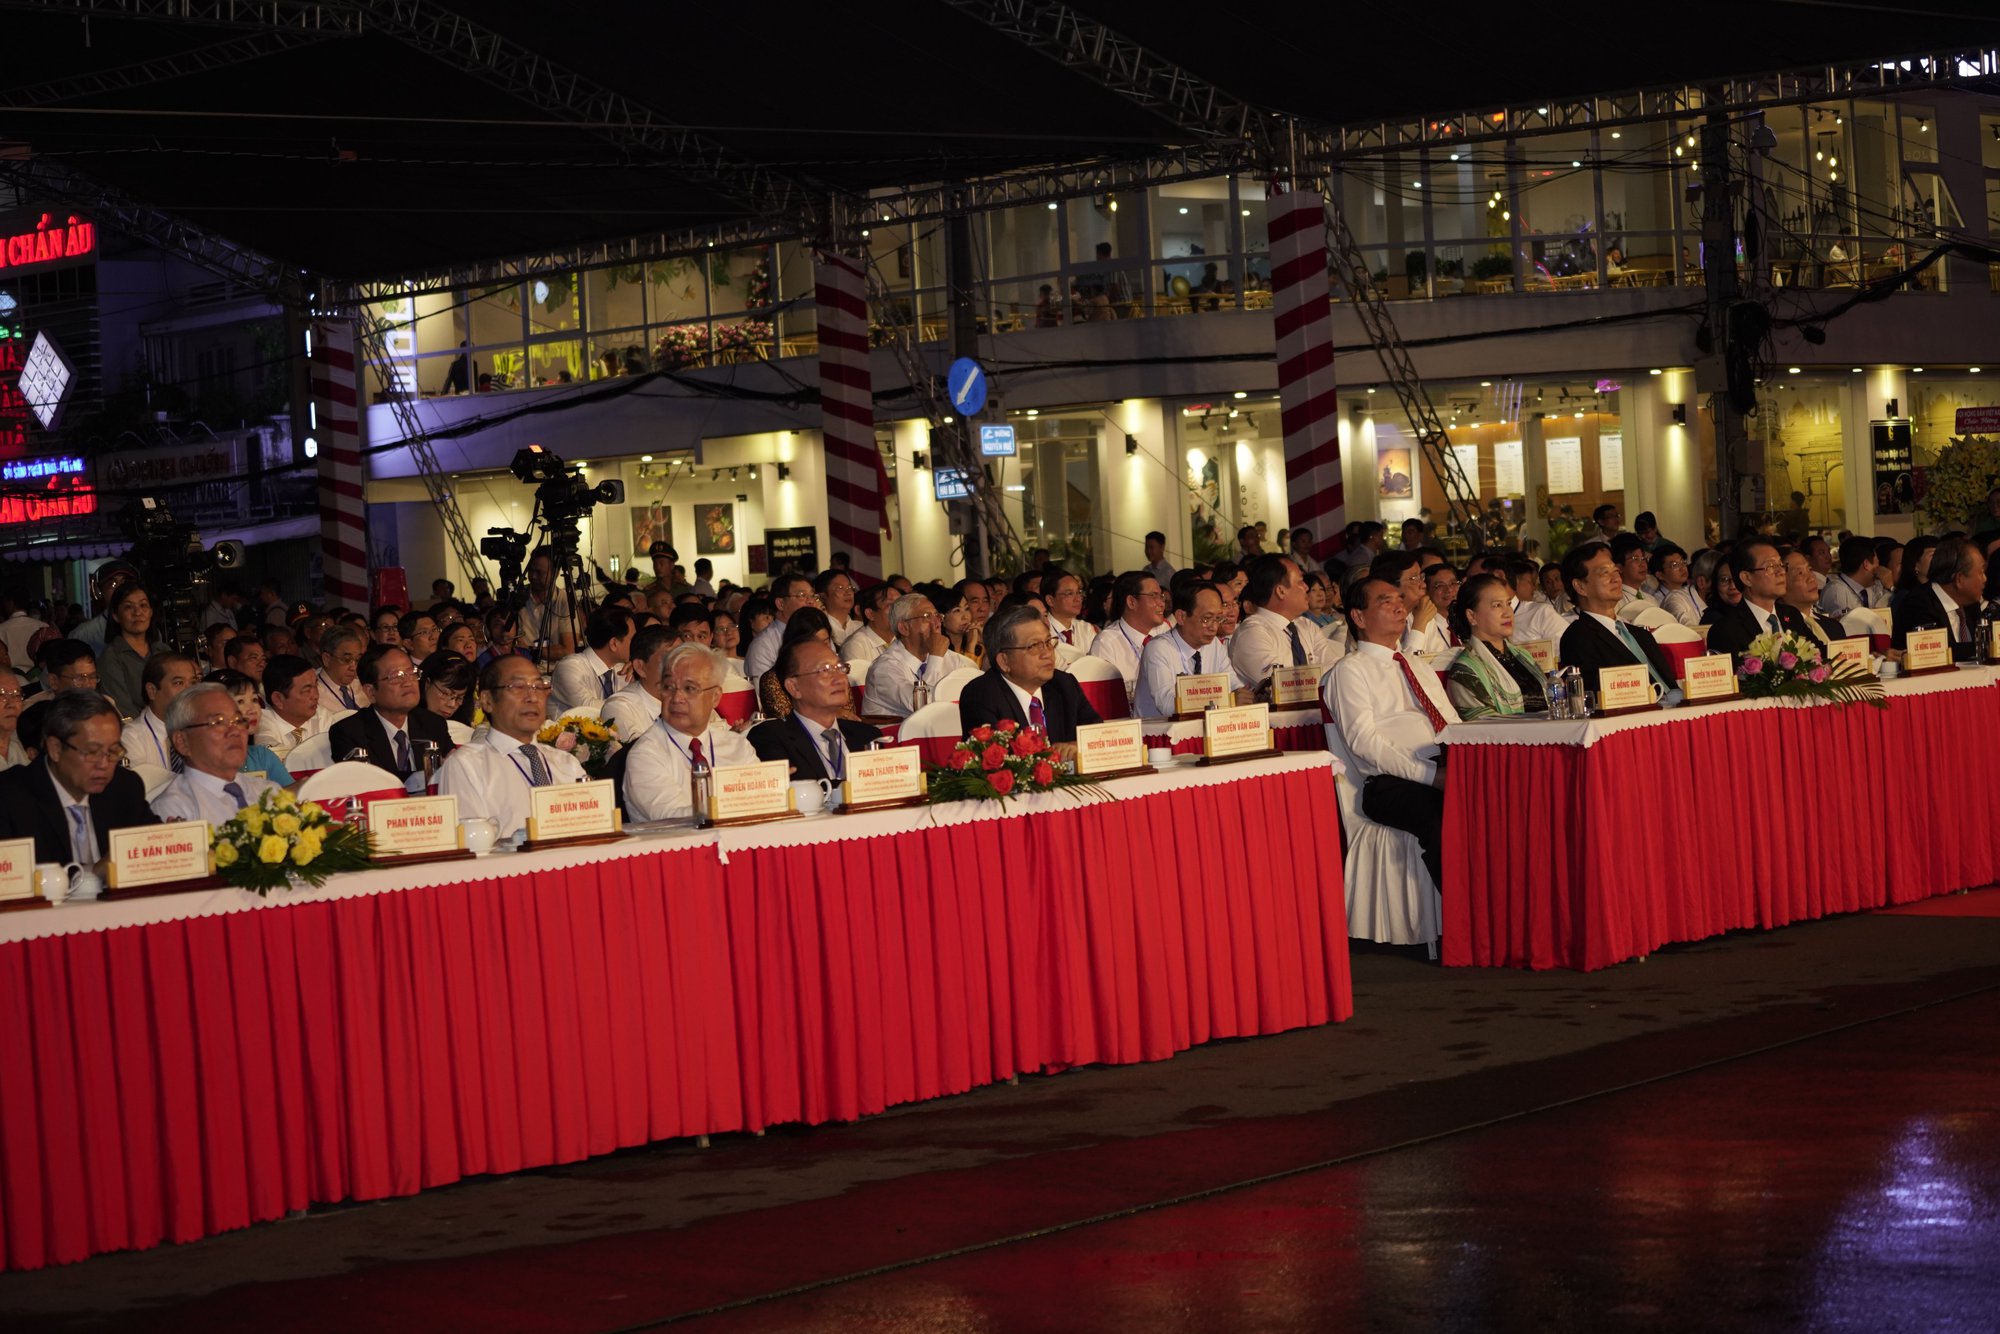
left=0, top=27, right=337, bottom=106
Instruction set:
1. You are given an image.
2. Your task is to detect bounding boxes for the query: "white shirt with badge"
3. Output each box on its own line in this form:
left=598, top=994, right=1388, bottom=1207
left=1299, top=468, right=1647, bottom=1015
left=621, top=720, right=758, bottom=822
left=435, top=734, right=588, bottom=840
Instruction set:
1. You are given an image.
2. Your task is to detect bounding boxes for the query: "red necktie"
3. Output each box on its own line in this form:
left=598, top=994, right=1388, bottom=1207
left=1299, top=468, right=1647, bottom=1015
left=1061, top=627, right=1073, bottom=645
left=1393, top=652, right=1450, bottom=734
left=690, top=738, right=705, bottom=765
left=1029, top=697, right=1047, bottom=734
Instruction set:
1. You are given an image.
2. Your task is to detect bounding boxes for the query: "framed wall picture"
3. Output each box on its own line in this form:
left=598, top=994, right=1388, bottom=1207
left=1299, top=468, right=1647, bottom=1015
left=631, top=505, right=671, bottom=559
left=1376, top=447, right=1414, bottom=499
left=695, top=502, right=736, bottom=555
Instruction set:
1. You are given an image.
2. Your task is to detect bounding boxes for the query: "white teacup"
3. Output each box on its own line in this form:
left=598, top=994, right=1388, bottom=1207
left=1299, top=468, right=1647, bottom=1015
left=35, top=862, right=77, bottom=903
left=67, top=868, right=104, bottom=901
left=792, top=779, right=832, bottom=815
left=459, top=818, right=499, bottom=855
left=1147, top=747, right=1174, bottom=769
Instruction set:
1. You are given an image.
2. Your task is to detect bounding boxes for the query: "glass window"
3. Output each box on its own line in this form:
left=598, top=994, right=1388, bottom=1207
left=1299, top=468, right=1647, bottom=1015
left=1156, top=259, right=1231, bottom=313
left=1512, top=131, right=1596, bottom=281
left=1239, top=190, right=1271, bottom=291
left=1899, top=106, right=1937, bottom=164
left=465, top=283, right=523, bottom=349
left=590, top=332, right=653, bottom=380
left=526, top=340, right=584, bottom=387
left=989, top=202, right=1060, bottom=280
left=1752, top=377, right=1846, bottom=532
left=646, top=258, right=706, bottom=326
left=1152, top=180, right=1233, bottom=286
left=708, top=246, right=770, bottom=317
left=1845, top=100, right=1896, bottom=243
left=1983, top=116, right=2000, bottom=170
left=585, top=265, right=645, bottom=334
left=524, top=273, right=579, bottom=339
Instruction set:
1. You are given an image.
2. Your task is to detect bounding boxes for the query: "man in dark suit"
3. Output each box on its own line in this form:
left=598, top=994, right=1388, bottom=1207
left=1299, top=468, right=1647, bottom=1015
left=748, top=638, right=881, bottom=783
left=1556, top=540, right=1681, bottom=701
left=327, top=645, right=455, bottom=781
left=1892, top=535, right=1988, bottom=663
left=0, top=689, right=157, bottom=867
left=958, top=604, right=1101, bottom=753
left=1707, top=538, right=1810, bottom=658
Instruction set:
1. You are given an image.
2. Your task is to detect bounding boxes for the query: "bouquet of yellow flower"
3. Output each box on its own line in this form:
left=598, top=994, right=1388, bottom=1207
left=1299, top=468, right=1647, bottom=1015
left=536, top=713, right=616, bottom=777
left=211, top=788, right=372, bottom=895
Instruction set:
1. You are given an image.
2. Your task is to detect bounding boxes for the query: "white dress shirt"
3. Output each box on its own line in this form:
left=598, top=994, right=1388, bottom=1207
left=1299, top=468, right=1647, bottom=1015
left=840, top=623, right=893, bottom=669
left=1323, top=641, right=1458, bottom=786
left=121, top=710, right=176, bottom=770
left=862, top=640, right=976, bottom=719
left=435, top=734, right=588, bottom=840
left=1145, top=559, right=1175, bottom=589
left=1509, top=596, right=1574, bottom=647
left=1135, top=628, right=1244, bottom=719
left=1047, top=616, right=1097, bottom=656
left=1741, top=600, right=1785, bottom=637
left=1088, top=617, right=1163, bottom=703
left=825, top=614, right=861, bottom=645
left=0, top=611, right=49, bottom=667
left=550, top=647, right=620, bottom=715
left=1615, top=585, right=1661, bottom=621
left=315, top=669, right=367, bottom=716
left=1818, top=572, right=1871, bottom=619
left=516, top=592, right=572, bottom=654
left=151, top=768, right=274, bottom=825
left=600, top=679, right=663, bottom=744
left=621, top=719, right=758, bottom=821
left=255, top=709, right=325, bottom=760
left=1657, top=586, right=1706, bottom=629
left=742, top=618, right=788, bottom=683
left=1399, top=614, right=1451, bottom=658
left=1228, top=607, right=1341, bottom=689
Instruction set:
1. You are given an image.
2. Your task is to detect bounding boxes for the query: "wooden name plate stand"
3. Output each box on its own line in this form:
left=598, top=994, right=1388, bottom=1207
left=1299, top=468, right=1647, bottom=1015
left=696, top=811, right=801, bottom=830
left=1075, top=764, right=1158, bottom=782
left=1897, top=662, right=1962, bottom=678
left=520, top=831, right=632, bottom=852
left=1196, top=748, right=1281, bottom=767
left=1668, top=692, right=1739, bottom=710
left=1592, top=701, right=1664, bottom=719
left=372, top=848, right=477, bottom=868
left=836, top=794, right=928, bottom=815
left=100, top=875, right=227, bottom=902
left=0, top=897, right=51, bottom=913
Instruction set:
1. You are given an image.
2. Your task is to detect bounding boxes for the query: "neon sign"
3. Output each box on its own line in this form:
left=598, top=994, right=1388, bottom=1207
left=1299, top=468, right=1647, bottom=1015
left=0, top=214, right=96, bottom=274
left=2, top=456, right=83, bottom=481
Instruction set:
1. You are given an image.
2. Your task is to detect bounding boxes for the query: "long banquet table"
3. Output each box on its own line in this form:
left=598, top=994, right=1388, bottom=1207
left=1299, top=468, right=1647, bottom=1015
left=0, top=753, right=1348, bottom=1272
left=1438, top=666, right=2000, bottom=971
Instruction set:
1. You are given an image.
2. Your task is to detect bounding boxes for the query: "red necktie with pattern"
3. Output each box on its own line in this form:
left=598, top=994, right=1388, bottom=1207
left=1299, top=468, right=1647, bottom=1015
left=1392, top=652, right=1450, bottom=734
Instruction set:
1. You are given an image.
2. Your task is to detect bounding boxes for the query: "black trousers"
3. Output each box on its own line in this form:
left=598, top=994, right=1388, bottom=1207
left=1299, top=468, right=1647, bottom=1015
left=1361, top=773, right=1445, bottom=893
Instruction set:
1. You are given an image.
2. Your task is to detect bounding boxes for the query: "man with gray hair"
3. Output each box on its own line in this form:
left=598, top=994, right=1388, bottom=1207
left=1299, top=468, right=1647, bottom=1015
left=152, top=682, right=275, bottom=824
left=435, top=654, right=586, bottom=841
left=622, top=642, right=756, bottom=821
left=958, top=603, right=1099, bottom=752
left=0, top=689, right=157, bottom=866
left=863, top=593, right=975, bottom=719
left=315, top=624, right=370, bottom=719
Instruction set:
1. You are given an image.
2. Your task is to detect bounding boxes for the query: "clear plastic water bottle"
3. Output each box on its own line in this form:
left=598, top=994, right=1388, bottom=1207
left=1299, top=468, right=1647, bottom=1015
left=1545, top=669, right=1569, bottom=719
left=1564, top=666, right=1587, bottom=716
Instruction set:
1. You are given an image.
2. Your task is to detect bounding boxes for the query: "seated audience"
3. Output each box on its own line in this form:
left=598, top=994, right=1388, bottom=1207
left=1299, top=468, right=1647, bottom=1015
left=758, top=608, right=854, bottom=721
left=960, top=604, right=1101, bottom=752
left=1611, top=533, right=1660, bottom=617
left=0, top=689, right=157, bottom=866
left=1892, top=535, right=1987, bottom=662
left=1556, top=541, right=1681, bottom=701
left=622, top=644, right=757, bottom=821
left=840, top=581, right=900, bottom=669
left=1506, top=557, right=1572, bottom=646
left=0, top=665, right=24, bottom=767
left=419, top=650, right=477, bottom=729
left=549, top=606, right=634, bottom=715
left=205, top=668, right=294, bottom=787
left=328, top=646, right=455, bottom=782
left=36, top=639, right=99, bottom=698
left=1707, top=538, right=1810, bottom=657
left=315, top=625, right=370, bottom=717
left=120, top=652, right=198, bottom=772
left=1229, top=554, right=1343, bottom=689
left=435, top=654, right=587, bottom=840
left=1782, top=550, right=1847, bottom=650
left=602, top=623, right=678, bottom=744
left=1136, top=579, right=1251, bottom=719
left=1089, top=570, right=1170, bottom=703
left=1818, top=536, right=1881, bottom=620
left=257, top=655, right=325, bottom=759
left=152, top=682, right=276, bottom=823
left=1443, top=574, right=1550, bottom=719
left=749, top=638, right=881, bottom=782
left=863, top=595, right=975, bottom=719
left=1042, top=566, right=1097, bottom=656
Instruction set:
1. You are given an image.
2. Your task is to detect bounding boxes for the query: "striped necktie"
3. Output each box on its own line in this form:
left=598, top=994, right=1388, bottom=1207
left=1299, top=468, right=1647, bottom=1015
left=519, top=743, right=552, bottom=787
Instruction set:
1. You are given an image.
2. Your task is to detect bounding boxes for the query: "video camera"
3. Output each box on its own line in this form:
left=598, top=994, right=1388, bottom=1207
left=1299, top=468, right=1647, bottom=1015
left=120, top=497, right=246, bottom=653
left=509, top=444, right=623, bottom=551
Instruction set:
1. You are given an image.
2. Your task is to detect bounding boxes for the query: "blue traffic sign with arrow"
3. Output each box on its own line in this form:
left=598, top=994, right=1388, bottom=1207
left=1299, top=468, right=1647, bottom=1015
left=946, top=357, right=988, bottom=417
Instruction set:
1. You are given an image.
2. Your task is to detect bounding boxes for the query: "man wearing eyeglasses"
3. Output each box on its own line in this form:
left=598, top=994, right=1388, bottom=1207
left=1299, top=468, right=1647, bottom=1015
left=744, top=574, right=819, bottom=683
left=749, top=639, right=881, bottom=782
left=623, top=643, right=756, bottom=821
left=0, top=689, right=156, bottom=868
left=437, top=653, right=587, bottom=840
left=960, top=604, right=1100, bottom=752
left=151, top=682, right=275, bottom=823
left=1706, top=538, right=1811, bottom=659
left=258, top=655, right=325, bottom=760
left=1041, top=566, right=1097, bottom=663
left=327, top=645, right=456, bottom=783
left=120, top=652, right=197, bottom=773
left=863, top=595, right=975, bottom=720
left=314, top=626, right=371, bottom=721
left=602, top=623, right=679, bottom=745
left=1088, top=571, right=1169, bottom=706
left=1136, top=580, right=1252, bottom=720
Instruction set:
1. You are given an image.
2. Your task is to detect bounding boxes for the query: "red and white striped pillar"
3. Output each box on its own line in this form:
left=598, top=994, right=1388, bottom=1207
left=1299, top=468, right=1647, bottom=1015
left=814, top=252, right=889, bottom=581
left=308, top=317, right=370, bottom=608
left=1267, top=189, right=1346, bottom=564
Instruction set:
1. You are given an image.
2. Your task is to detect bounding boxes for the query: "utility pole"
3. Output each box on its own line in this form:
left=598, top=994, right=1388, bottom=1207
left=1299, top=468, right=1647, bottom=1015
left=1697, top=95, right=1750, bottom=541
left=944, top=206, right=990, bottom=577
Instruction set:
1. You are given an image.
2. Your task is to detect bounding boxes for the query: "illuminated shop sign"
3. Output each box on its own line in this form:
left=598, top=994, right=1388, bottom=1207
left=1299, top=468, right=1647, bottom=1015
left=1, top=455, right=83, bottom=480
left=0, top=214, right=96, bottom=274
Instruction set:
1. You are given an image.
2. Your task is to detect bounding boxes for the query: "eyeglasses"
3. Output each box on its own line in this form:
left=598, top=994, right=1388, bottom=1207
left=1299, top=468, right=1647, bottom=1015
left=429, top=685, right=467, bottom=703
left=663, top=680, right=721, bottom=698
left=60, top=742, right=125, bottom=764
left=492, top=680, right=553, bottom=695
left=1138, top=590, right=1167, bottom=602
left=905, top=612, right=939, bottom=624
left=0, top=689, right=21, bottom=702
left=1004, top=636, right=1058, bottom=654
left=56, top=672, right=100, bottom=687
left=1752, top=562, right=1785, bottom=575
left=180, top=715, right=251, bottom=734
left=787, top=662, right=847, bottom=682
left=1184, top=614, right=1223, bottom=628
left=329, top=652, right=361, bottom=666
left=375, top=668, right=417, bottom=684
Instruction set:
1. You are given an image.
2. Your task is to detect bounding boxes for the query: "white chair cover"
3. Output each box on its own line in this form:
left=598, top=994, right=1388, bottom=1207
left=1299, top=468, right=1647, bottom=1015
left=127, top=761, right=174, bottom=802
left=1841, top=607, right=1891, bottom=637
left=933, top=667, right=983, bottom=704
left=896, top=701, right=963, bottom=742
left=549, top=701, right=602, bottom=720
left=1321, top=718, right=1439, bottom=950
left=1625, top=604, right=1680, bottom=633
left=285, top=730, right=336, bottom=774
left=297, top=761, right=406, bottom=803
left=1649, top=619, right=1703, bottom=645
left=446, top=719, right=475, bottom=745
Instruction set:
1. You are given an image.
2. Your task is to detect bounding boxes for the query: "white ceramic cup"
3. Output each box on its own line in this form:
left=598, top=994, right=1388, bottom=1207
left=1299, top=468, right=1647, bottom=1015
left=67, top=867, right=104, bottom=901
left=1147, top=747, right=1174, bottom=769
left=35, top=862, right=76, bottom=903
left=459, top=818, right=499, bottom=855
left=792, top=780, right=832, bottom=815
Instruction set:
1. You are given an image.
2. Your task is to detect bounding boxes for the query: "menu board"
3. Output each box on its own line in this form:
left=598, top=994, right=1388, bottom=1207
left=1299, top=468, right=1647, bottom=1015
left=1451, top=443, right=1481, bottom=492
left=1493, top=439, right=1526, bottom=496
left=1599, top=431, right=1625, bottom=491
left=1544, top=436, right=1584, bottom=494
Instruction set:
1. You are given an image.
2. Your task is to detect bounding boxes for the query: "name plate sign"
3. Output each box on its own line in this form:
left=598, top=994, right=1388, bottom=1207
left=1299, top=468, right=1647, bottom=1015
left=1904, top=627, right=1951, bottom=672
left=528, top=779, right=621, bottom=842
left=841, top=747, right=927, bottom=808
left=1203, top=703, right=1272, bottom=760
left=1826, top=637, right=1871, bottom=673
left=1680, top=653, right=1738, bottom=701
left=1597, top=664, right=1660, bottom=713
left=108, top=821, right=211, bottom=889
left=1073, top=718, right=1146, bottom=776
left=0, top=837, right=35, bottom=902
left=1172, top=672, right=1230, bottom=716
left=707, top=761, right=794, bottom=824
left=1271, top=664, right=1325, bottom=708
left=370, top=795, right=462, bottom=857
left=1519, top=639, right=1557, bottom=673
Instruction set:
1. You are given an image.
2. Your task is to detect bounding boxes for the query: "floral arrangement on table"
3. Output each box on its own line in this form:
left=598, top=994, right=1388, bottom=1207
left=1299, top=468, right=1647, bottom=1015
left=653, top=324, right=710, bottom=368
left=1737, top=632, right=1885, bottom=709
left=926, top=720, right=1097, bottom=805
left=714, top=319, right=773, bottom=352
left=1914, top=433, right=2000, bottom=533
left=536, top=714, right=617, bottom=777
left=212, top=788, right=372, bottom=895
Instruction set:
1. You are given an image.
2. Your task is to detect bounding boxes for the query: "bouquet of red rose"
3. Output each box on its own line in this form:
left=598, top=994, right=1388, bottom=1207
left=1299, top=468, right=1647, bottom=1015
left=926, top=719, right=1084, bottom=804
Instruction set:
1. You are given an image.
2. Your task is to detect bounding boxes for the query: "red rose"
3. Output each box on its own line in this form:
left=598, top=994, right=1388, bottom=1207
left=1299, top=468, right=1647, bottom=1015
left=1024, top=731, right=1048, bottom=754
left=1012, top=730, right=1038, bottom=756
left=1032, top=761, right=1055, bottom=786
left=972, top=725, right=994, bottom=743
left=988, top=768, right=1016, bottom=795
left=982, top=743, right=1007, bottom=769
left=996, top=719, right=1019, bottom=732
left=950, top=750, right=975, bottom=770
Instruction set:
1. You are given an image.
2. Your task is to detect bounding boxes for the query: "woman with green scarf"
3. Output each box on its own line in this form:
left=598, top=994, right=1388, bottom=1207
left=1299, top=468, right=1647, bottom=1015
left=1442, top=572, right=1550, bottom=719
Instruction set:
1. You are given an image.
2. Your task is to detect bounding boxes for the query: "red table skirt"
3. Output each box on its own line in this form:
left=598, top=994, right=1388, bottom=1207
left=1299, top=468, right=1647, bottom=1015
left=1442, top=686, right=2000, bottom=970
left=0, top=767, right=1348, bottom=1271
